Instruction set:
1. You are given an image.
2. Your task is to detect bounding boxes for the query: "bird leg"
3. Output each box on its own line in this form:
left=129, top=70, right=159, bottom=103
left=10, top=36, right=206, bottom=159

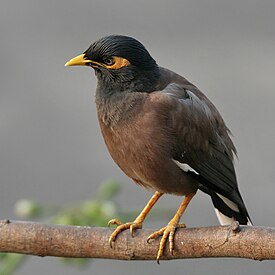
left=108, top=191, right=163, bottom=247
left=147, top=192, right=196, bottom=263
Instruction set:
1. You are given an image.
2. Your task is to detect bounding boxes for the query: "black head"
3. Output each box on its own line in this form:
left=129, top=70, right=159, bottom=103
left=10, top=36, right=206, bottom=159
left=84, top=35, right=157, bottom=70
left=65, top=35, right=160, bottom=92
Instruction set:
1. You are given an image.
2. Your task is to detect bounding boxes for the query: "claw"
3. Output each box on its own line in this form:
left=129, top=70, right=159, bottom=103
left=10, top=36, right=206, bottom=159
left=147, top=238, right=153, bottom=244
left=108, top=218, right=143, bottom=248
left=157, top=257, right=160, bottom=265
left=147, top=227, right=166, bottom=243
left=130, top=223, right=142, bottom=237
left=147, top=223, right=186, bottom=263
left=108, top=219, right=122, bottom=227
left=106, top=192, right=164, bottom=255
left=109, top=239, right=114, bottom=248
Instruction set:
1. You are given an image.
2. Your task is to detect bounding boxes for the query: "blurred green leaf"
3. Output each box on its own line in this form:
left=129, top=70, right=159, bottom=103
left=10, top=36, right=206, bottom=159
left=96, top=180, right=120, bottom=201
left=0, top=254, right=25, bottom=275
left=5, top=179, right=173, bottom=273
left=14, top=199, right=43, bottom=219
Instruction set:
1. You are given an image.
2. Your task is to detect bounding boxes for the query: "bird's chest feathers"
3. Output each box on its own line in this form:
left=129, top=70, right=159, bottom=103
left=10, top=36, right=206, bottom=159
left=98, top=103, right=158, bottom=161
left=95, top=87, right=144, bottom=127
left=98, top=103, right=173, bottom=186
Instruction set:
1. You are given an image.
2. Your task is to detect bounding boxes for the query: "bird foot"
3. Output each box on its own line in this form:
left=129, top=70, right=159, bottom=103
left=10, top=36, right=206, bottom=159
left=108, top=218, right=143, bottom=248
left=147, top=222, right=186, bottom=263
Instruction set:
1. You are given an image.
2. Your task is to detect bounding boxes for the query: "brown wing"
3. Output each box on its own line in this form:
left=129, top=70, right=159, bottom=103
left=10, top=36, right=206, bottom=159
left=149, top=68, right=251, bottom=224
left=165, top=84, right=238, bottom=193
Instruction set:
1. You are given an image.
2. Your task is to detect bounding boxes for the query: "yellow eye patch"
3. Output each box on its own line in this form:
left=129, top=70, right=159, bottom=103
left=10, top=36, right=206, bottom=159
left=105, top=56, right=130, bottom=70
left=65, top=54, right=130, bottom=70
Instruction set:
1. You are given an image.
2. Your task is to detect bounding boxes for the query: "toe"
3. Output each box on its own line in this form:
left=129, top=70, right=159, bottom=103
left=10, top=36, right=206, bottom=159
left=108, top=234, right=116, bottom=248
left=108, top=223, right=129, bottom=247
left=147, top=227, right=166, bottom=243
left=108, top=220, right=143, bottom=248
left=130, top=222, right=142, bottom=237
left=148, top=223, right=184, bottom=262
left=178, top=223, right=186, bottom=228
left=156, top=227, right=170, bottom=261
left=168, top=228, right=176, bottom=254
left=108, top=219, right=122, bottom=227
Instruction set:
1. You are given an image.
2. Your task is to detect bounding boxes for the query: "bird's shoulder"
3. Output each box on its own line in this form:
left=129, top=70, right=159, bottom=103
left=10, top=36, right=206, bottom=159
left=146, top=67, right=236, bottom=157
left=149, top=67, right=220, bottom=118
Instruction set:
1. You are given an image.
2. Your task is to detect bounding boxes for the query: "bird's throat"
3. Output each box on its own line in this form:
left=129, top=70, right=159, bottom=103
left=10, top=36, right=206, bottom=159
left=95, top=69, right=160, bottom=127
left=95, top=86, right=147, bottom=128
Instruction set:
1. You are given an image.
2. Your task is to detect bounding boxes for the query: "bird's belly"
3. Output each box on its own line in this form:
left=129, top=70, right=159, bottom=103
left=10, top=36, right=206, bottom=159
left=99, top=120, right=198, bottom=195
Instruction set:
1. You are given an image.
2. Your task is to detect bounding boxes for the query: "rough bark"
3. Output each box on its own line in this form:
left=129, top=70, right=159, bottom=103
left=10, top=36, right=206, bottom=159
left=0, top=220, right=274, bottom=261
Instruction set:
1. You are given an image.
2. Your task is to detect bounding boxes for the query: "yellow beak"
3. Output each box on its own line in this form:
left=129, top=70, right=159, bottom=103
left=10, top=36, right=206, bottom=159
left=65, top=54, right=93, bottom=67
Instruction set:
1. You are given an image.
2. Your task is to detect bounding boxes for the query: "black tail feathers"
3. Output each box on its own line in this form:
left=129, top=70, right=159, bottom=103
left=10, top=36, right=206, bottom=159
left=200, top=185, right=252, bottom=226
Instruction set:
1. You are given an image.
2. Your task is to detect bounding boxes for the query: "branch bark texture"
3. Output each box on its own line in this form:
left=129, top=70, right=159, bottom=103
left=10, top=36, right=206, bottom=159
left=0, top=220, right=274, bottom=261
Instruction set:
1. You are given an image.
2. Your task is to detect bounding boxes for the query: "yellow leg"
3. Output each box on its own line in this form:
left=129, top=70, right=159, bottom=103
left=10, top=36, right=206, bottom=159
left=147, top=192, right=196, bottom=263
left=108, top=191, right=163, bottom=247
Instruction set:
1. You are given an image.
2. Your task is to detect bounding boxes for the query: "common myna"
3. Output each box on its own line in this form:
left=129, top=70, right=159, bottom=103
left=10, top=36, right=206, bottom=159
left=65, top=35, right=252, bottom=262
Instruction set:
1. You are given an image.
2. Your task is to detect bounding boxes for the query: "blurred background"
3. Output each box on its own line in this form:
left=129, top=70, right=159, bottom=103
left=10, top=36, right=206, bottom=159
left=1, top=0, right=275, bottom=274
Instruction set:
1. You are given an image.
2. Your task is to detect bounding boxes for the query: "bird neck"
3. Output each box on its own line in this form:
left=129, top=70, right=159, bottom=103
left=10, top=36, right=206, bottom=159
left=95, top=65, right=160, bottom=93
left=95, top=89, right=148, bottom=127
left=95, top=67, right=160, bottom=127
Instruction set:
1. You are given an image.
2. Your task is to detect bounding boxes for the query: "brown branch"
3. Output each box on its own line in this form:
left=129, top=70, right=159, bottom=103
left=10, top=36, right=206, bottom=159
left=0, top=219, right=274, bottom=261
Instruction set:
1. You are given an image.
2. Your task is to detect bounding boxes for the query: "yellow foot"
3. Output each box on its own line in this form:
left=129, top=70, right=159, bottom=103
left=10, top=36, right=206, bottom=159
left=108, top=218, right=142, bottom=248
left=147, top=223, right=186, bottom=263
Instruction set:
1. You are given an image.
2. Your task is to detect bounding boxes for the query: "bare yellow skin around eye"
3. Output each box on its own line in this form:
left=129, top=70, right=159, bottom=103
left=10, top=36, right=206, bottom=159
left=65, top=54, right=130, bottom=70
left=105, top=57, right=130, bottom=70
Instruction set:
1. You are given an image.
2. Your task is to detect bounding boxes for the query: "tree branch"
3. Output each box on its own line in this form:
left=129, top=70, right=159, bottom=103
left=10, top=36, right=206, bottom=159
left=0, top=220, right=274, bottom=261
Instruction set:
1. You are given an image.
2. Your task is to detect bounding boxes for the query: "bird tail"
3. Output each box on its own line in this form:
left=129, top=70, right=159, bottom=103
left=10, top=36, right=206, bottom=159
left=210, top=191, right=252, bottom=226
left=199, top=185, right=252, bottom=225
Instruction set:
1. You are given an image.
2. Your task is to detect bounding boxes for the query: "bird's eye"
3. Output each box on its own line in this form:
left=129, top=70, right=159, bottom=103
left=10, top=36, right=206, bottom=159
left=103, top=57, right=115, bottom=66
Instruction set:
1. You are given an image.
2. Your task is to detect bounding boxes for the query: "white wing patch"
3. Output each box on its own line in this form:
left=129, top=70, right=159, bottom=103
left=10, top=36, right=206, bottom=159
left=172, top=159, right=199, bottom=175
left=216, top=193, right=240, bottom=212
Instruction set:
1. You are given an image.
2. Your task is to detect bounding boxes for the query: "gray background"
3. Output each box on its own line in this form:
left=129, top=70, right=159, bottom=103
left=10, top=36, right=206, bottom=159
left=1, top=0, right=275, bottom=274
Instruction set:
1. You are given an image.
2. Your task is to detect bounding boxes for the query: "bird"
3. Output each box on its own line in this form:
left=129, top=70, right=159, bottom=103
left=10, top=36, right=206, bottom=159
left=65, top=35, right=252, bottom=262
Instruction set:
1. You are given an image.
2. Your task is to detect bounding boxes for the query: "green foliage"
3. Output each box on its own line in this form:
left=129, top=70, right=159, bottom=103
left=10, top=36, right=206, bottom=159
left=0, top=180, right=122, bottom=274
left=53, top=180, right=121, bottom=227
left=0, top=254, right=25, bottom=275
left=1, top=179, right=174, bottom=273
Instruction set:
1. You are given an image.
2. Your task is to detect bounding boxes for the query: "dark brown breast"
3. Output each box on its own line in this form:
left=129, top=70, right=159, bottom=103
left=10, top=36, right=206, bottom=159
left=97, top=91, right=199, bottom=196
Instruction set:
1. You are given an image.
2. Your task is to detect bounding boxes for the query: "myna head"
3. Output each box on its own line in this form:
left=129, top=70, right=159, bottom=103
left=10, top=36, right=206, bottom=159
left=65, top=35, right=160, bottom=92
